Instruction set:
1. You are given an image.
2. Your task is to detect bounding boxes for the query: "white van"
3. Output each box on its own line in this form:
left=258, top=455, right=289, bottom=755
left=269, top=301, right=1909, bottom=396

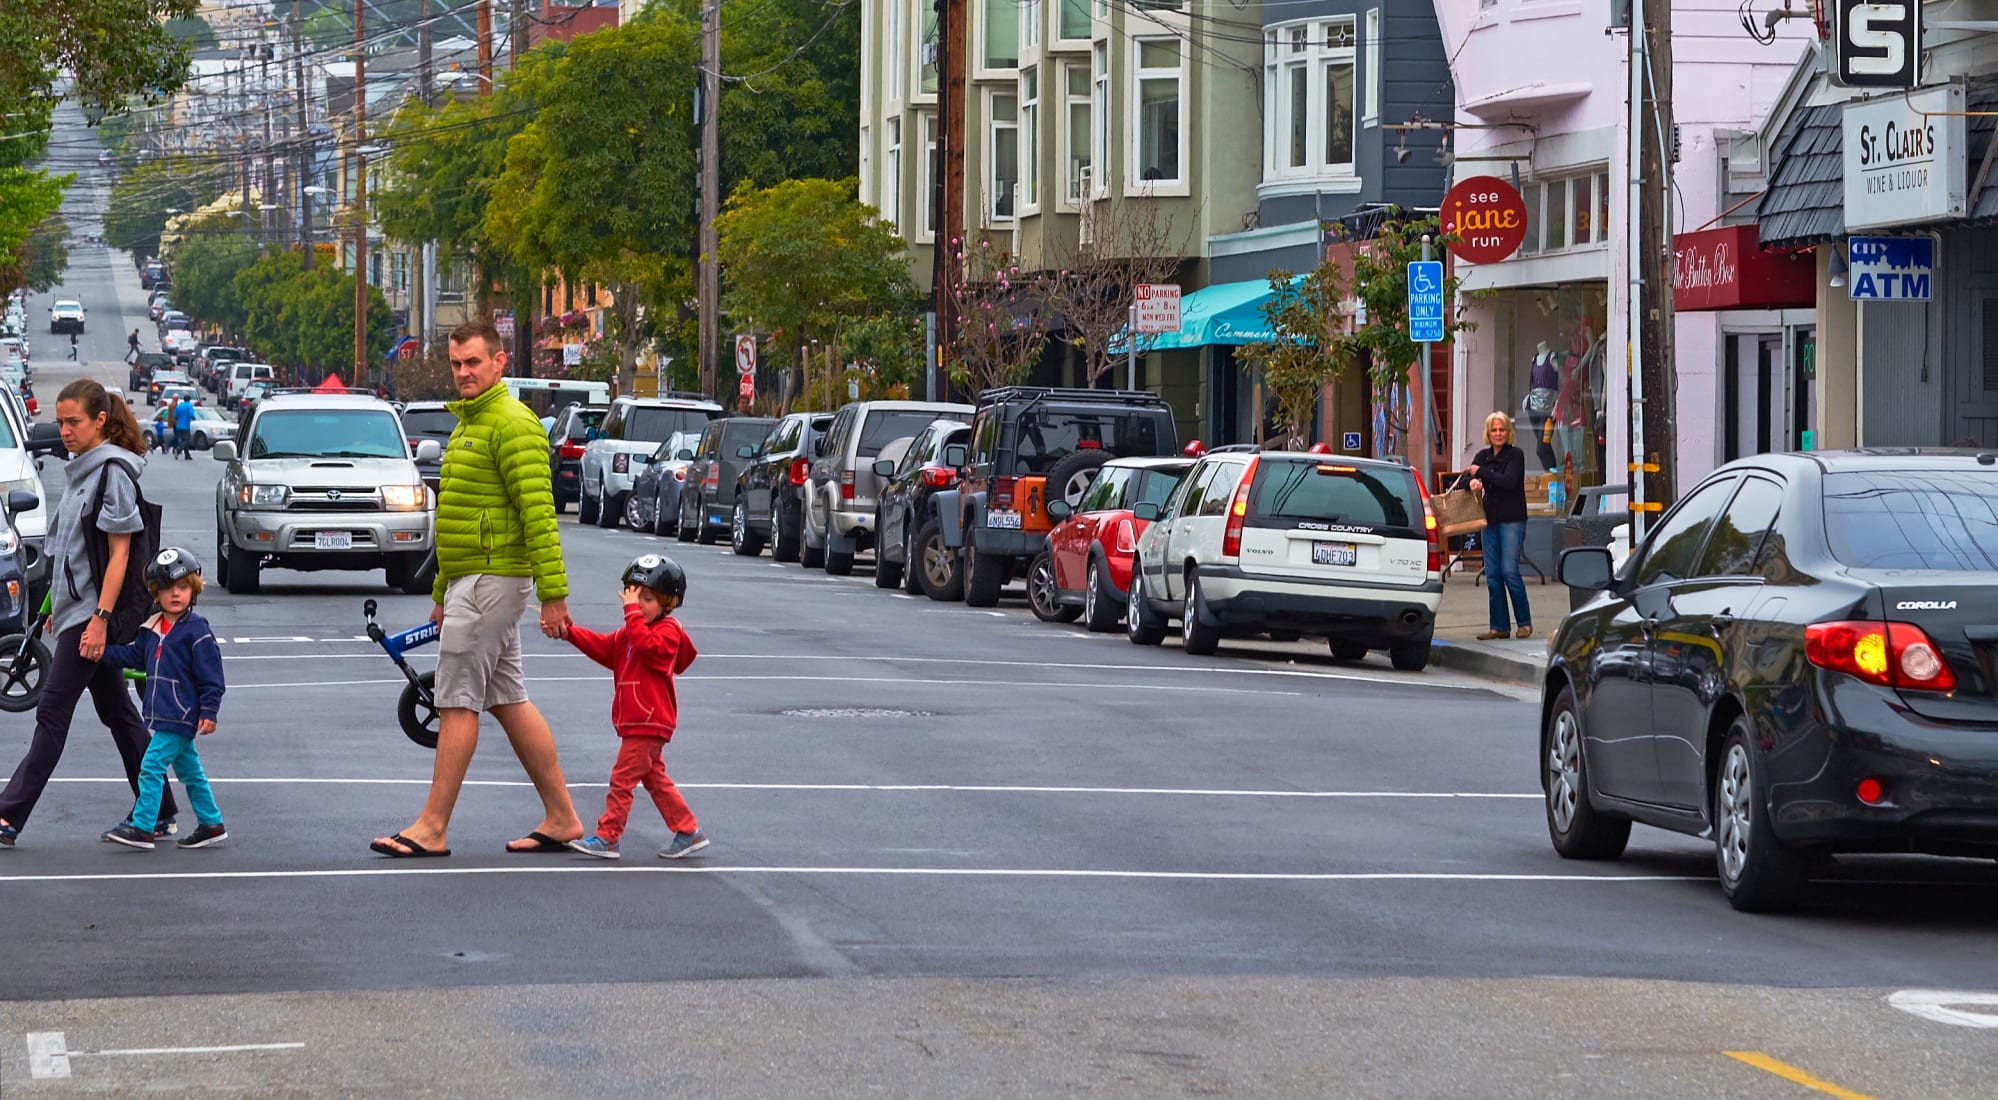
left=503, top=377, right=611, bottom=420
left=225, top=362, right=276, bottom=409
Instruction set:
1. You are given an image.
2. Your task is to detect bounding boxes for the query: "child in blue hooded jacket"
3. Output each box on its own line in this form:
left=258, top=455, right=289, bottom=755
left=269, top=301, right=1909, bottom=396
left=99, top=548, right=228, bottom=850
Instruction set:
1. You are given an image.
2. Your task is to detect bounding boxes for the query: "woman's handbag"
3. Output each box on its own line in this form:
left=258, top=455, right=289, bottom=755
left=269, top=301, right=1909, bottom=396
left=1431, top=487, right=1487, bottom=537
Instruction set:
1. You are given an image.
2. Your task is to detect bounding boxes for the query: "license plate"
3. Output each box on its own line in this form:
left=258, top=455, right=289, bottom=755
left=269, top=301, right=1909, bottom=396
left=314, top=531, right=353, bottom=551
left=1312, top=541, right=1357, bottom=566
left=987, top=510, right=1022, bottom=529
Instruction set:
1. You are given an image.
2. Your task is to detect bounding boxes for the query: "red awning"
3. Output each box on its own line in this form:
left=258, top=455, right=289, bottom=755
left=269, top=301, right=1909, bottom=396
left=1672, top=225, right=1816, bottom=312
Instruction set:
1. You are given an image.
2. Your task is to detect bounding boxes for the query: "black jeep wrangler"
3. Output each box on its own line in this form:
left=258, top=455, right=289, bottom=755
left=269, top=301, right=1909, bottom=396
left=935, top=387, right=1177, bottom=607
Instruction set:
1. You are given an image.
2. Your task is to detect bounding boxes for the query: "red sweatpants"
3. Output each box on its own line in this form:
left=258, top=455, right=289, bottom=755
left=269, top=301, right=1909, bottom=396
left=596, top=735, right=697, bottom=844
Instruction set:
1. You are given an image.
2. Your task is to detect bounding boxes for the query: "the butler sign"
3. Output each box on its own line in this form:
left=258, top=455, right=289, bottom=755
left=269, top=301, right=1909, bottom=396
left=1843, top=84, right=1966, bottom=231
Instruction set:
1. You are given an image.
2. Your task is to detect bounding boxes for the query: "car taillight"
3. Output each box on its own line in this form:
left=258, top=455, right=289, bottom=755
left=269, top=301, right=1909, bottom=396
left=841, top=469, right=855, bottom=501
left=921, top=466, right=955, bottom=488
left=704, top=463, right=719, bottom=489
left=1114, top=518, right=1137, bottom=554
left=993, top=476, right=1015, bottom=509
left=612, top=453, right=629, bottom=474
left=1805, top=620, right=1958, bottom=692
left=788, top=457, right=810, bottom=486
left=1220, top=459, right=1259, bottom=559
left=1415, top=474, right=1443, bottom=574
left=558, top=443, right=584, bottom=459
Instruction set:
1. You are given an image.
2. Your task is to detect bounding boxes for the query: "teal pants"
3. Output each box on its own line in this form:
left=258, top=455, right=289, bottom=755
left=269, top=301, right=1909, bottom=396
left=131, top=733, right=220, bottom=831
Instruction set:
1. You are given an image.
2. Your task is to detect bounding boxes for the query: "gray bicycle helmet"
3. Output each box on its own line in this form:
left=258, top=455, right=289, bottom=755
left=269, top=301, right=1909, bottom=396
left=146, top=546, right=202, bottom=589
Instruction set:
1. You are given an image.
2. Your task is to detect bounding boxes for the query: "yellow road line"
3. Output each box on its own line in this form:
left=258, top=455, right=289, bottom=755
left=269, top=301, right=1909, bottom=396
left=1724, top=1051, right=1878, bottom=1100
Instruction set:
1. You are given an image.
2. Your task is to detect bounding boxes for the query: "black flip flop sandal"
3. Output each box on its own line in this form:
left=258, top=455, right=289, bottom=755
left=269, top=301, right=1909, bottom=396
left=370, top=832, right=450, bottom=858
left=505, top=830, right=574, bottom=854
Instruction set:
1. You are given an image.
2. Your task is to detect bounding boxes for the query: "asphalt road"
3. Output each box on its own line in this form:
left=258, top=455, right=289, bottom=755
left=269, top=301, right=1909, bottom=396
left=3, top=107, right=1996, bottom=1099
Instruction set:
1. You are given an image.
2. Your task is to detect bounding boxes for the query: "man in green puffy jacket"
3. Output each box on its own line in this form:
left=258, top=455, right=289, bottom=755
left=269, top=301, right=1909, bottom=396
left=371, top=319, right=585, bottom=858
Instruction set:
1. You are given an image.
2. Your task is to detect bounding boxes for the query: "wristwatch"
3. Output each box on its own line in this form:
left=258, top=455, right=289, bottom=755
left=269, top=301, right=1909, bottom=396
left=92, top=608, right=113, bottom=624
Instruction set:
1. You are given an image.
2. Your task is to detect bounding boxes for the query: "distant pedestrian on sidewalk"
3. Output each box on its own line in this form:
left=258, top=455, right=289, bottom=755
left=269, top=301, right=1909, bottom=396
left=172, top=395, right=194, bottom=459
left=564, top=555, right=706, bottom=861
left=370, top=318, right=583, bottom=859
left=1460, top=411, right=1532, bottom=641
left=99, top=549, right=229, bottom=850
left=0, top=379, right=174, bottom=848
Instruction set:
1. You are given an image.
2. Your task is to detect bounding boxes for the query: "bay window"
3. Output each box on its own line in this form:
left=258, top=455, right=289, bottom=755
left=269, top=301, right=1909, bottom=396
left=1021, top=0, right=1040, bottom=53
left=990, top=92, right=1019, bottom=222
left=1063, top=63, right=1091, bottom=205
left=888, top=0, right=905, bottom=104
left=1263, top=18, right=1357, bottom=184
left=984, top=0, right=1019, bottom=70
left=1092, top=43, right=1108, bottom=197
left=1519, top=170, right=1612, bottom=255
left=1059, top=0, right=1089, bottom=41
left=919, top=113, right=938, bottom=240
left=1019, top=67, right=1039, bottom=212
left=1132, top=37, right=1182, bottom=187
left=884, top=117, right=901, bottom=229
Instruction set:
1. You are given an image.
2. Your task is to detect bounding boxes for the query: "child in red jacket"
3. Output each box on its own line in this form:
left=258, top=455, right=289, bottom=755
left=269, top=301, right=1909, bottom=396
left=565, top=554, right=708, bottom=860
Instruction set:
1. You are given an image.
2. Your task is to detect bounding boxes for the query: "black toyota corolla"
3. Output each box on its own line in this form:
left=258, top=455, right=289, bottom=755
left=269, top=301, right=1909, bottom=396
left=1544, top=448, right=1998, bottom=911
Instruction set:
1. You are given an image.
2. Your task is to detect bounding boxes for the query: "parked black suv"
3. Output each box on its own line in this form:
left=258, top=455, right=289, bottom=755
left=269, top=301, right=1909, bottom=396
left=731, top=412, right=833, bottom=560
left=547, top=403, right=609, bottom=513
left=678, top=416, right=774, bottom=544
left=936, top=387, right=1178, bottom=607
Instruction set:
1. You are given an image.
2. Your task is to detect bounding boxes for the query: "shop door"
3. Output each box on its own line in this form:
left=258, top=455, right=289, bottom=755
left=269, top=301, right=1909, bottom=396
left=1788, top=327, right=1816, bottom=450
left=1722, top=334, right=1784, bottom=461
left=1963, top=297, right=1998, bottom=447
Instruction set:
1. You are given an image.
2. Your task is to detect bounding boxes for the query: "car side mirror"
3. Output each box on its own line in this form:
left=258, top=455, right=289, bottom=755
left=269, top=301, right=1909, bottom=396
left=1558, top=546, right=1615, bottom=592
left=872, top=459, right=895, bottom=477
left=5, top=489, right=38, bottom=515
left=677, top=450, right=696, bottom=461
left=942, top=443, right=967, bottom=467
left=735, top=444, right=755, bottom=459
left=27, top=422, right=62, bottom=456
left=212, top=440, right=237, bottom=462
left=414, top=439, right=442, bottom=463
left=1133, top=502, right=1161, bottom=521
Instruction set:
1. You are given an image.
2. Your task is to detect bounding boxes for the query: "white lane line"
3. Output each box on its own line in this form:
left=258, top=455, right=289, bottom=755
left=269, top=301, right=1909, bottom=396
left=212, top=650, right=1494, bottom=691
left=223, top=675, right=1306, bottom=696
left=0, top=865, right=1710, bottom=885
left=38, top=777, right=1538, bottom=799
left=76, top=1042, right=306, bottom=1058
left=27, top=1031, right=70, bottom=1079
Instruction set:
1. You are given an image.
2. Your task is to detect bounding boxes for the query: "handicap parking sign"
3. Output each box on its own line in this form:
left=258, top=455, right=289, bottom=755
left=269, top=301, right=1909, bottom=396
left=1342, top=431, right=1362, bottom=451
left=1407, top=261, right=1445, bottom=342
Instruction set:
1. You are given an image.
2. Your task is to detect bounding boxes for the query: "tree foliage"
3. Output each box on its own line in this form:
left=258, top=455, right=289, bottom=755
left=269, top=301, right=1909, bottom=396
left=1057, top=194, right=1186, bottom=387
left=163, top=15, right=216, bottom=48
left=1236, top=268, right=1352, bottom=449
left=942, top=231, right=1057, bottom=393
left=0, top=214, right=70, bottom=296
left=104, top=157, right=226, bottom=265
left=170, top=227, right=261, bottom=335
left=234, top=250, right=393, bottom=371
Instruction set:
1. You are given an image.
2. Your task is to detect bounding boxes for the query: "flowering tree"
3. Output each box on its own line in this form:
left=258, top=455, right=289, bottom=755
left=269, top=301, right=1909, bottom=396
left=943, top=230, right=1058, bottom=393
left=1054, top=194, right=1185, bottom=387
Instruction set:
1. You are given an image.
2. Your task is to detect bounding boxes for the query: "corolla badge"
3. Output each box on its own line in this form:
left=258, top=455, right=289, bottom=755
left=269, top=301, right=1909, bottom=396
left=1897, top=600, right=1957, bottom=610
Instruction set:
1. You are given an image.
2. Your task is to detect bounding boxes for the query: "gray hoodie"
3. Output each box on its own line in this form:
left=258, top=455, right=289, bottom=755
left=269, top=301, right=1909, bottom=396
left=46, top=443, right=146, bottom=638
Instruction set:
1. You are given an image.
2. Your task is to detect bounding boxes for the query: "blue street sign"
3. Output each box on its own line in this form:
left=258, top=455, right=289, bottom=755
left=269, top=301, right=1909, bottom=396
left=1407, top=261, right=1445, bottom=342
left=1342, top=431, right=1362, bottom=451
left=1846, top=236, right=1934, bottom=301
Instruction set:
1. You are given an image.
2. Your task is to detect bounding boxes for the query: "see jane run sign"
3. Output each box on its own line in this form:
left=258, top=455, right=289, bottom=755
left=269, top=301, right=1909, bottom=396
left=1847, top=236, right=1935, bottom=301
left=1440, top=176, right=1529, bottom=265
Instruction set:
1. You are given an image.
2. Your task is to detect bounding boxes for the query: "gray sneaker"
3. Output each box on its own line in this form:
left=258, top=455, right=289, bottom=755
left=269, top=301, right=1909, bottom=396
left=658, top=831, right=709, bottom=859
left=176, top=823, right=228, bottom=849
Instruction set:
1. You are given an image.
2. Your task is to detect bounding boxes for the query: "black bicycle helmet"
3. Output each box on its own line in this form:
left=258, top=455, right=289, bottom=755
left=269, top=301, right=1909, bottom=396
left=146, top=546, right=202, bottom=589
left=623, top=553, right=687, bottom=602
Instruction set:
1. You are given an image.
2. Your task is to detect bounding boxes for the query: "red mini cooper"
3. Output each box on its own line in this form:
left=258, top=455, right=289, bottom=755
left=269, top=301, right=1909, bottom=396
left=1031, top=456, right=1195, bottom=629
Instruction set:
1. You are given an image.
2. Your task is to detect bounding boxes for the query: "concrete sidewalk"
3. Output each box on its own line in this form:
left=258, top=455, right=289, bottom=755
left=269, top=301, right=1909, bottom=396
left=1428, top=568, right=1574, bottom=687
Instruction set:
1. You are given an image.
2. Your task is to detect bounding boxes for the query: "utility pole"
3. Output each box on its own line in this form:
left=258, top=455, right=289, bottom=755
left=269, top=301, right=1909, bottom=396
left=478, top=2, right=494, bottom=90
left=930, top=0, right=966, bottom=401
left=698, top=0, right=720, bottom=401
left=353, top=0, right=369, bottom=383
left=513, top=0, right=530, bottom=65
left=1627, top=0, right=1675, bottom=536
left=418, top=0, right=434, bottom=103
left=294, top=0, right=313, bottom=270
left=261, top=42, right=275, bottom=246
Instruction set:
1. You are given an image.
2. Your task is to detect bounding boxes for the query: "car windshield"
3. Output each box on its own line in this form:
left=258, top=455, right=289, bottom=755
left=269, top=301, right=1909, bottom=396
left=401, top=409, right=457, bottom=438
left=721, top=419, right=771, bottom=452
left=1007, top=409, right=1169, bottom=474
left=1823, top=469, right=1998, bottom=570
left=859, top=411, right=950, bottom=458
left=206, top=348, right=245, bottom=362
left=248, top=409, right=408, bottom=460
left=1248, top=460, right=1420, bottom=530
left=625, top=406, right=712, bottom=443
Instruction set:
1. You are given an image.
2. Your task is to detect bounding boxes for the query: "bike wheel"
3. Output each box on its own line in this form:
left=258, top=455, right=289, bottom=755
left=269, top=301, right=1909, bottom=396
left=398, top=671, right=440, bottom=749
left=0, top=634, right=50, bottom=713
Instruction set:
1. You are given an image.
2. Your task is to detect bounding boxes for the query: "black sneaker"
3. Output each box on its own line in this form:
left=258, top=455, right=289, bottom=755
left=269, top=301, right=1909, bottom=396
left=103, top=823, right=156, bottom=849
left=176, top=822, right=228, bottom=849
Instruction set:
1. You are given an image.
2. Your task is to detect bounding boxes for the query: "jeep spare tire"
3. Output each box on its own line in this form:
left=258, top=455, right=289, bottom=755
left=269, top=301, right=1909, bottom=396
left=1043, top=451, right=1112, bottom=511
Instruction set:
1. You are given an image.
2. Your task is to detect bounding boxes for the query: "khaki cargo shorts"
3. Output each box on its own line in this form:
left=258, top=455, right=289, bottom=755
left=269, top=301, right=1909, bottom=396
left=434, top=574, right=534, bottom=712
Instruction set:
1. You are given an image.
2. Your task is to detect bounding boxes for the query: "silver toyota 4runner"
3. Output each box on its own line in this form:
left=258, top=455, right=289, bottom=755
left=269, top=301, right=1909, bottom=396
left=213, top=391, right=440, bottom=595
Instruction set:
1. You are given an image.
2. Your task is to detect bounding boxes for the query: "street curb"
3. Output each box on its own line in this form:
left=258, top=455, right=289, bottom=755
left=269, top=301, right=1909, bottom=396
left=1430, top=639, right=1545, bottom=687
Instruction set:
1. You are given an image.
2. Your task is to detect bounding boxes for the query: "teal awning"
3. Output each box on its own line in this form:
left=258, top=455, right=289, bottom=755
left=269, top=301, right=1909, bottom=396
left=1116, top=277, right=1299, bottom=352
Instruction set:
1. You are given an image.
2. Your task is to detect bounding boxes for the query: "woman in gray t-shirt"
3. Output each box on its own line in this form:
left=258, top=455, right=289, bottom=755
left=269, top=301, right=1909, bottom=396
left=0, top=380, right=176, bottom=846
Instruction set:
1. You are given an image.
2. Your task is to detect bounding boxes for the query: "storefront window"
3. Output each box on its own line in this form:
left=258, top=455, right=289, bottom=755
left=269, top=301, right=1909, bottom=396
left=1487, top=285, right=1611, bottom=506
left=1544, top=181, right=1567, bottom=250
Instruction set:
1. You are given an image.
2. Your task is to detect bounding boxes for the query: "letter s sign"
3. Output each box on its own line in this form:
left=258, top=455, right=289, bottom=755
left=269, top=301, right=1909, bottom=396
left=1837, top=0, right=1919, bottom=88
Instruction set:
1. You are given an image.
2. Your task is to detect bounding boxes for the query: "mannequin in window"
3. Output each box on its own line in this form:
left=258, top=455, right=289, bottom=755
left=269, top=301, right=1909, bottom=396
left=1522, top=341, right=1559, bottom=470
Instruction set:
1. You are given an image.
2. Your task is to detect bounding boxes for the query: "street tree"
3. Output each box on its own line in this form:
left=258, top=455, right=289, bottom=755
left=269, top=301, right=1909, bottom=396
left=1340, top=214, right=1476, bottom=457
left=1056, top=193, right=1186, bottom=387
left=706, top=0, right=862, bottom=189
left=1236, top=266, right=1354, bottom=449
left=486, top=11, right=699, bottom=393
left=104, top=158, right=226, bottom=266
left=233, top=250, right=392, bottom=371
left=0, top=214, right=70, bottom=296
left=169, top=227, right=260, bottom=335
left=716, top=177, right=914, bottom=399
left=943, top=231, right=1058, bottom=394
